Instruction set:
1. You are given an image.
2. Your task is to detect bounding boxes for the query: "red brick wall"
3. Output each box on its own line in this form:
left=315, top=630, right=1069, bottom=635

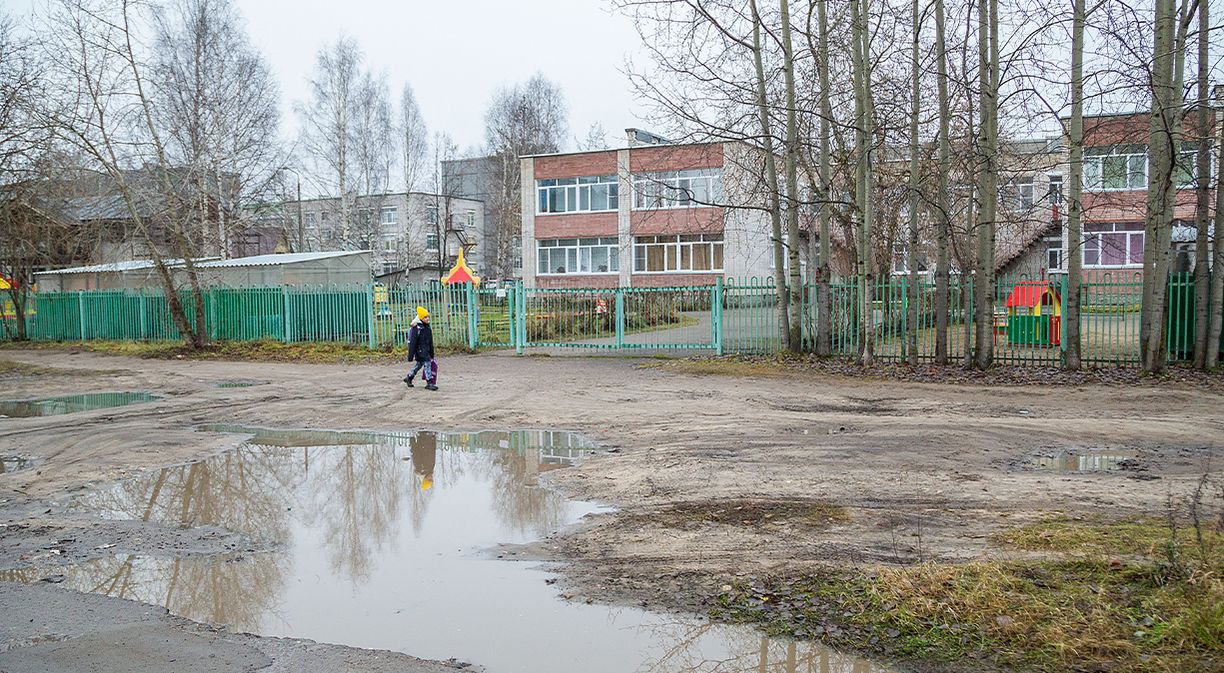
left=533, top=152, right=618, bottom=179
left=631, top=272, right=721, bottom=287
left=534, top=212, right=618, bottom=238
left=629, top=144, right=723, bottom=173
left=1083, top=190, right=1202, bottom=223
left=1083, top=112, right=1214, bottom=147
left=630, top=208, right=724, bottom=235
left=537, top=275, right=618, bottom=289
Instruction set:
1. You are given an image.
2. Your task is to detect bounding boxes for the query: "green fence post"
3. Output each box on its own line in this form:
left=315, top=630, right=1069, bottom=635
left=77, top=291, right=86, bottom=342
left=615, top=288, right=626, bottom=349
left=1059, top=272, right=1068, bottom=356
left=366, top=283, right=376, bottom=349
left=713, top=277, right=724, bottom=355
left=465, top=282, right=478, bottom=351
left=282, top=286, right=293, bottom=343
left=518, top=282, right=527, bottom=350
left=139, top=290, right=147, bottom=341
left=511, top=285, right=523, bottom=355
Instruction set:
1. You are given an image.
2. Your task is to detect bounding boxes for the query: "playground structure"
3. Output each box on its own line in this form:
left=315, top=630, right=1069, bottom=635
left=1005, top=281, right=1062, bottom=346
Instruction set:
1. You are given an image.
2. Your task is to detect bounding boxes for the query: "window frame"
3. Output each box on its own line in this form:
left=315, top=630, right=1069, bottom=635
left=632, top=233, right=725, bottom=274
left=536, top=237, right=620, bottom=276
left=1083, top=145, right=1147, bottom=192
left=1082, top=222, right=1145, bottom=268
left=424, top=233, right=439, bottom=253
left=380, top=207, right=398, bottom=226
left=632, top=169, right=723, bottom=210
left=536, top=175, right=619, bottom=215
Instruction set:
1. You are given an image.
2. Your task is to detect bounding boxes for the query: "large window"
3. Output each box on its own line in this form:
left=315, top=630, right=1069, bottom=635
left=1175, top=142, right=1216, bottom=187
left=1084, top=145, right=1146, bottom=191
left=381, top=207, right=398, bottom=226
left=537, top=175, right=619, bottom=214
left=425, top=233, right=439, bottom=252
left=1083, top=222, right=1144, bottom=267
left=633, top=169, right=722, bottom=209
left=537, top=237, right=620, bottom=275
left=633, top=234, right=724, bottom=273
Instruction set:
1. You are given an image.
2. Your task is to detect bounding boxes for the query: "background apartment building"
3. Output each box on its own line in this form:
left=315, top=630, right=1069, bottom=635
left=519, top=131, right=781, bottom=289
left=285, top=192, right=485, bottom=282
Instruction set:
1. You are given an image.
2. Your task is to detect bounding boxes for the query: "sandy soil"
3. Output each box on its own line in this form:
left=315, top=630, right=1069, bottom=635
left=1, top=348, right=1222, bottom=668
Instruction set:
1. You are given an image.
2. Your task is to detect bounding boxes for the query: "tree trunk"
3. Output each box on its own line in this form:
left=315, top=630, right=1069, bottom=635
left=933, top=0, right=951, bottom=366
left=1139, top=0, right=1183, bottom=373
left=780, top=0, right=803, bottom=352
left=852, top=0, right=876, bottom=365
left=1207, top=100, right=1224, bottom=369
left=973, top=0, right=999, bottom=369
left=1064, top=0, right=1086, bottom=370
left=1191, top=0, right=1210, bottom=368
left=749, top=0, right=792, bottom=349
left=906, top=0, right=921, bottom=366
left=816, top=0, right=833, bottom=357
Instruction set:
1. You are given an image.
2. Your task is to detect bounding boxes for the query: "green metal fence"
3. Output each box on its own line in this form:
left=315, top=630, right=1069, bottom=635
left=3, top=274, right=1218, bottom=367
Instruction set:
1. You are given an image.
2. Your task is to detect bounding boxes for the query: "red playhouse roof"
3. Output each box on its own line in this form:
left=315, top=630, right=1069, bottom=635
left=441, top=248, right=481, bottom=286
left=1005, top=281, right=1059, bottom=309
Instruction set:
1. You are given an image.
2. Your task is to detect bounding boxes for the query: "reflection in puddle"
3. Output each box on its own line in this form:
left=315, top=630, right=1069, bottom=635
left=45, top=426, right=890, bottom=673
left=1030, top=451, right=1137, bottom=472
left=0, top=455, right=35, bottom=474
left=214, top=380, right=266, bottom=388
left=0, top=392, right=161, bottom=418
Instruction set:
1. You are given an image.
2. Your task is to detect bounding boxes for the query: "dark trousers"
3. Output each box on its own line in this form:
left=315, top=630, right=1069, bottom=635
left=406, top=359, right=428, bottom=381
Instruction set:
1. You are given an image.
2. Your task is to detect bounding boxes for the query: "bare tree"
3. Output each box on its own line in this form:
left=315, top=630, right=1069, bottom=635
left=152, top=0, right=284, bottom=260
left=398, top=83, right=428, bottom=193
left=297, top=37, right=363, bottom=247
left=1207, top=85, right=1224, bottom=369
left=1190, top=0, right=1210, bottom=368
left=40, top=0, right=248, bottom=349
left=483, top=74, right=568, bottom=278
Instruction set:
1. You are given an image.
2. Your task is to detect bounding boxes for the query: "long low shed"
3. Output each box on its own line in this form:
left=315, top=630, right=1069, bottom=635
left=35, top=251, right=373, bottom=291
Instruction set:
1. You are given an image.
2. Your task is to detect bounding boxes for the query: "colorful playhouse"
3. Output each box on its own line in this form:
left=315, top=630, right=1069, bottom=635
left=1005, top=281, right=1061, bottom=346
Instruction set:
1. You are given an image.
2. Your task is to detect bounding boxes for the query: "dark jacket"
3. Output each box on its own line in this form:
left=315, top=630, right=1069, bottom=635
left=407, top=321, right=434, bottom=362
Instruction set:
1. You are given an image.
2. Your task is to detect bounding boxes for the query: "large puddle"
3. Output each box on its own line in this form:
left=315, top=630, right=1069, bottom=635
left=37, top=426, right=891, bottom=673
left=1028, top=449, right=1140, bottom=472
left=0, top=392, right=161, bottom=418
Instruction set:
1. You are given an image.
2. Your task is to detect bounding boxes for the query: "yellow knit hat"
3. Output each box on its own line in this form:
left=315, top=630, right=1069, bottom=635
left=416, top=306, right=429, bottom=320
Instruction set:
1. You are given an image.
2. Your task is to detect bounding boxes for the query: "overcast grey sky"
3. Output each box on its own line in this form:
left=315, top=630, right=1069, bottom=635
left=11, top=0, right=648, bottom=153
left=235, top=0, right=647, bottom=152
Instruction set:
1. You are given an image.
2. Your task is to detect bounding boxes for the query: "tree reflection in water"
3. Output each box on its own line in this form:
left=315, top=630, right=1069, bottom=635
left=25, top=427, right=893, bottom=673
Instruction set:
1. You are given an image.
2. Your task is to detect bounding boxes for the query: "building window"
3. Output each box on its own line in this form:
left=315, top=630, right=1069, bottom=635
left=633, top=234, right=724, bottom=273
left=465, top=209, right=476, bottom=228
left=359, top=208, right=375, bottom=226
left=304, top=212, right=317, bottom=228
left=633, top=169, right=722, bottom=209
left=891, top=243, right=929, bottom=275
left=1017, top=176, right=1035, bottom=210
left=426, top=205, right=439, bottom=225
left=1047, top=174, right=1063, bottom=205
left=383, top=236, right=397, bottom=253
left=1174, top=142, right=1215, bottom=187
left=1083, top=222, right=1144, bottom=267
left=425, top=233, right=439, bottom=252
left=536, top=175, right=619, bottom=214
left=537, top=237, right=620, bottom=275
left=381, top=207, right=398, bottom=226
left=512, top=235, right=523, bottom=271
left=321, top=211, right=331, bottom=224
left=1084, top=145, right=1146, bottom=191
left=1043, top=235, right=1063, bottom=271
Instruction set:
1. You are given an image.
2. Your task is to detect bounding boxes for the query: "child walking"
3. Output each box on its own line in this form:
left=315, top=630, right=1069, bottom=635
left=403, top=306, right=437, bottom=390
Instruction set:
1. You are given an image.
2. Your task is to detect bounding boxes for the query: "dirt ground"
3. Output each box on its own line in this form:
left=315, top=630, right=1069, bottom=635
left=1, top=348, right=1222, bottom=670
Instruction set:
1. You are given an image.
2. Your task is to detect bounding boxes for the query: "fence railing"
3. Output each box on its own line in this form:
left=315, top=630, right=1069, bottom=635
left=1, top=273, right=1216, bottom=367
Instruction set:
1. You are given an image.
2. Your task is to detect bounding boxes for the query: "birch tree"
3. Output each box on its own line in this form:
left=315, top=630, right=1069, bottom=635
left=399, top=84, right=428, bottom=193
left=297, top=37, right=362, bottom=246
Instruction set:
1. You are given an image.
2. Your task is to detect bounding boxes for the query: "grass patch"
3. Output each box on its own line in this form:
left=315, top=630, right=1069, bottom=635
left=0, top=339, right=471, bottom=364
left=0, top=358, right=56, bottom=376
left=713, top=515, right=1224, bottom=672
left=637, top=498, right=849, bottom=530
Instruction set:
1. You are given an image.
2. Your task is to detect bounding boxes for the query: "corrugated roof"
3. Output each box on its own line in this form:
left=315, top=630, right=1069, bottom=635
left=35, top=259, right=192, bottom=276
left=195, top=251, right=370, bottom=269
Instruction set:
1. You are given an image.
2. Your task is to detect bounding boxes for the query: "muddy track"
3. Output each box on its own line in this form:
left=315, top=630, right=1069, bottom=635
left=1, top=349, right=1222, bottom=671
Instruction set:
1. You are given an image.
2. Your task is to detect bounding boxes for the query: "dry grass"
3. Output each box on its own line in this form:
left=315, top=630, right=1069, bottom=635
left=714, top=516, right=1224, bottom=672
left=0, top=339, right=470, bottom=364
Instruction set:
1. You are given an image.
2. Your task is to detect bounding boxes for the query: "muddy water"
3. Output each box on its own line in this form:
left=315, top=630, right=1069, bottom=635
left=0, top=391, right=161, bottom=418
left=1030, top=450, right=1138, bottom=472
left=56, top=426, right=891, bottom=673
left=0, top=455, right=35, bottom=474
